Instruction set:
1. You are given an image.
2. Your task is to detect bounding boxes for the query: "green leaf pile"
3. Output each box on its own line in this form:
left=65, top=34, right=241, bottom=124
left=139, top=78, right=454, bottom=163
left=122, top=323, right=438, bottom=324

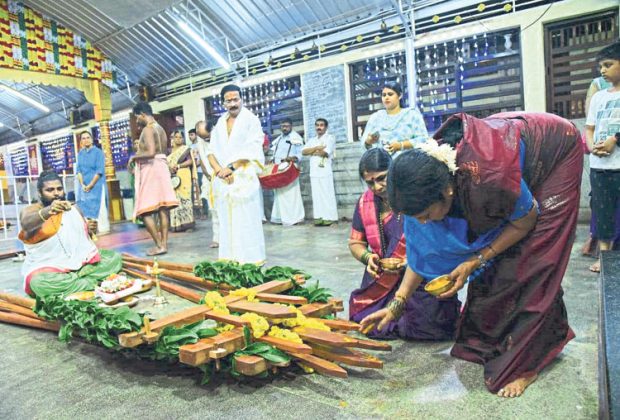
left=34, top=295, right=142, bottom=349
left=290, top=281, right=333, bottom=303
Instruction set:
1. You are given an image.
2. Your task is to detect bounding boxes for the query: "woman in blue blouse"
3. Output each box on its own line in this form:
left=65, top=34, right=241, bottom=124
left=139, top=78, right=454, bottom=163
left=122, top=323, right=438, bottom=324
left=361, top=82, right=428, bottom=155
left=360, top=112, right=582, bottom=399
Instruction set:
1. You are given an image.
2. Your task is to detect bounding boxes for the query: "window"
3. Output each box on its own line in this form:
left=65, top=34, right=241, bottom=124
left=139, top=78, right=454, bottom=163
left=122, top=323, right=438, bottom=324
left=544, top=9, right=619, bottom=119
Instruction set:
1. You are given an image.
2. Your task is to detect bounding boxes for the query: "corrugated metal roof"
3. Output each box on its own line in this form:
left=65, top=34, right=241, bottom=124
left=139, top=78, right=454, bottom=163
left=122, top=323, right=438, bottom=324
left=22, top=0, right=395, bottom=85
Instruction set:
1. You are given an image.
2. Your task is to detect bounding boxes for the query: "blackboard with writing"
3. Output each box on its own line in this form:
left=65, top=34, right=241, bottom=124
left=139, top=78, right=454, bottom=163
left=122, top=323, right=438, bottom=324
left=301, top=66, right=348, bottom=143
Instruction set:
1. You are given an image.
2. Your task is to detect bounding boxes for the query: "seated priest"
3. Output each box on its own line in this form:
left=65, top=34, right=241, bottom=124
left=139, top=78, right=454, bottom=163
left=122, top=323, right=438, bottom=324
left=19, top=171, right=121, bottom=298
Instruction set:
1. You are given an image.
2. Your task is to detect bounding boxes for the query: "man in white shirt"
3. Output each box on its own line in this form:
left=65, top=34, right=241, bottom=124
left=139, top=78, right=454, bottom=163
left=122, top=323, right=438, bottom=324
left=206, top=85, right=266, bottom=263
left=269, top=118, right=305, bottom=225
left=302, top=118, right=339, bottom=226
left=195, top=121, right=219, bottom=248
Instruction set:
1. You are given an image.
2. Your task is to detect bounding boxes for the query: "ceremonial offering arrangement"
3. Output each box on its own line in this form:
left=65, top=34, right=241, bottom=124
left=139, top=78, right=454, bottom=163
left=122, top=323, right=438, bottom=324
left=0, top=254, right=391, bottom=384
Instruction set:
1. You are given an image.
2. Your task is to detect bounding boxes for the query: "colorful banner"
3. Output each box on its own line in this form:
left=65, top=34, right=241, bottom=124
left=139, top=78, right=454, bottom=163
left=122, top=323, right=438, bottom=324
left=0, top=0, right=116, bottom=87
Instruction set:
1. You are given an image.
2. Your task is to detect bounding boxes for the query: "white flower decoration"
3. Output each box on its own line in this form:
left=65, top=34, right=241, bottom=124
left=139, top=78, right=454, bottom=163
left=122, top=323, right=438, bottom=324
left=414, top=139, right=458, bottom=174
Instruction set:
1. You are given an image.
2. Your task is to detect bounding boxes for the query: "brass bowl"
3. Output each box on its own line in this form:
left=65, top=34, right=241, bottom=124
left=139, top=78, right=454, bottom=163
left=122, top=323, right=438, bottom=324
left=424, top=275, right=454, bottom=296
left=379, top=258, right=403, bottom=271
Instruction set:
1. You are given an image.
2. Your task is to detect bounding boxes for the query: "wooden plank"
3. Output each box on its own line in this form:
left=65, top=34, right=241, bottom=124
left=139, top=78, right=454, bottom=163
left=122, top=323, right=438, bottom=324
left=203, top=312, right=250, bottom=327
left=328, top=298, right=344, bottom=312
left=233, top=355, right=268, bottom=376
left=310, top=344, right=383, bottom=369
left=316, top=318, right=360, bottom=332
left=250, top=279, right=301, bottom=294
left=178, top=340, right=215, bottom=366
left=227, top=300, right=297, bottom=319
left=350, top=337, right=392, bottom=352
left=0, top=292, right=35, bottom=309
left=0, top=311, right=60, bottom=332
left=255, top=293, right=307, bottom=305
left=289, top=352, right=348, bottom=378
left=121, top=253, right=195, bottom=272
left=179, top=328, right=245, bottom=366
left=257, top=335, right=313, bottom=354
left=298, top=303, right=333, bottom=318
left=293, top=327, right=358, bottom=348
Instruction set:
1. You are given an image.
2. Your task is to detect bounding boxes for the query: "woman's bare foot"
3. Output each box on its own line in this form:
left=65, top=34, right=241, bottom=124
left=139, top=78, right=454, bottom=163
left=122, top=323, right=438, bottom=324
left=497, top=374, right=538, bottom=398
left=589, top=260, right=601, bottom=273
left=209, top=242, right=219, bottom=248
left=146, top=246, right=167, bottom=256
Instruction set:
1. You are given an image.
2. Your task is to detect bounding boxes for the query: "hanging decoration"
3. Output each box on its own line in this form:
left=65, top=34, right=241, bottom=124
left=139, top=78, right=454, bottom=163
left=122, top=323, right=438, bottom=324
left=503, top=3, right=513, bottom=12
left=0, top=0, right=117, bottom=87
left=477, top=3, right=486, bottom=12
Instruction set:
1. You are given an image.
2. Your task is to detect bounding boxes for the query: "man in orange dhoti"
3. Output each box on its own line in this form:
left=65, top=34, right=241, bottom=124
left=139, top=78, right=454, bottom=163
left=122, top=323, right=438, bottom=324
left=130, top=102, right=179, bottom=256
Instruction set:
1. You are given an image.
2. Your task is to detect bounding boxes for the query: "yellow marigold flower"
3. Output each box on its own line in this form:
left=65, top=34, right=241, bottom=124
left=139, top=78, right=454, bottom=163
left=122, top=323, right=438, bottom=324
left=268, top=325, right=303, bottom=344
left=230, top=287, right=257, bottom=302
left=241, top=312, right=270, bottom=338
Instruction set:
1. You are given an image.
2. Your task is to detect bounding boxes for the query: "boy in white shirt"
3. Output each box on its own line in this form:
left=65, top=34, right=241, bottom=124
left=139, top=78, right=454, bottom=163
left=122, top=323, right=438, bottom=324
left=585, top=41, right=620, bottom=272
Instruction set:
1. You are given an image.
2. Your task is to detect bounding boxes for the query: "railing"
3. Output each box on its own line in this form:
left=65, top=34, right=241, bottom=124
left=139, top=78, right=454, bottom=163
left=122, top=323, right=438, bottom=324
left=0, top=174, right=77, bottom=244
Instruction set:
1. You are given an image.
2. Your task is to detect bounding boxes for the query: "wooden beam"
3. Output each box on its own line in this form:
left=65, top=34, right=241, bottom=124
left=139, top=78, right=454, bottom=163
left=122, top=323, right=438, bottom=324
left=289, top=352, right=348, bottom=378
left=226, top=300, right=297, bottom=319
left=256, top=335, right=312, bottom=354
left=255, top=293, right=307, bottom=305
left=309, top=344, right=383, bottom=369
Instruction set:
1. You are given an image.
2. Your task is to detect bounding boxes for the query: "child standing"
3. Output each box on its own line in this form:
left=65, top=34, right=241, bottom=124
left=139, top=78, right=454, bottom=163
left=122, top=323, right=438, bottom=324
left=585, top=41, right=620, bottom=272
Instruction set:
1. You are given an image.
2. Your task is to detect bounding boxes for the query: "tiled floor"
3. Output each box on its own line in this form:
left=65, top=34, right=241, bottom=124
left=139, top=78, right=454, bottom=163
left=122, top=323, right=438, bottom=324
left=0, top=218, right=600, bottom=419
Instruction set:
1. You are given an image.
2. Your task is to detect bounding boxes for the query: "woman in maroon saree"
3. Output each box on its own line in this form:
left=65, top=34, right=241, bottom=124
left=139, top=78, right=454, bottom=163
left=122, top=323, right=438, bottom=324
left=349, top=148, right=460, bottom=340
left=360, top=112, right=581, bottom=397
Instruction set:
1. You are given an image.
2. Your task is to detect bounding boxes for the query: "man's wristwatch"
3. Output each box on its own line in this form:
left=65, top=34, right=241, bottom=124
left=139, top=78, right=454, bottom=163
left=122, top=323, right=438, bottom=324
left=227, top=163, right=235, bottom=172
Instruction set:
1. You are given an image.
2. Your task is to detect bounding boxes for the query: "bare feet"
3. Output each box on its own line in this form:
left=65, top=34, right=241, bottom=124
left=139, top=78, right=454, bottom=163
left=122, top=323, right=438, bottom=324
left=497, top=374, right=538, bottom=398
left=146, top=246, right=167, bottom=256
left=209, top=242, right=219, bottom=248
left=589, top=260, right=601, bottom=273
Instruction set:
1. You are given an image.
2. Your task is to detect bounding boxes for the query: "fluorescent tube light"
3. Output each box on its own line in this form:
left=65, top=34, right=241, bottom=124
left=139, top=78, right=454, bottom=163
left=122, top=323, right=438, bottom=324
left=0, top=84, right=50, bottom=113
left=178, top=21, right=230, bottom=70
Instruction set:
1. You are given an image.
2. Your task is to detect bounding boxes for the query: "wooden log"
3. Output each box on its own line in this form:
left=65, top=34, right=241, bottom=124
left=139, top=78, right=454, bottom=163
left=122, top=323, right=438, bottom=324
left=227, top=300, right=296, bottom=319
left=293, top=327, right=358, bottom=348
left=0, top=301, right=43, bottom=320
left=298, top=303, right=333, bottom=318
left=255, top=293, right=307, bottom=305
left=233, top=355, right=269, bottom=376
left=315, top=318, right=360, bottom=332
left=0, top=292, right=35, bottom=309
left=289, top=352, right=348, bottom=378
left=309, top=344, right=383, bottom=369
left=0, top=311, right=60, bottom=332
left=257, top=335, right=313, bottom=354
left=121, top=253, right=195, bottom=272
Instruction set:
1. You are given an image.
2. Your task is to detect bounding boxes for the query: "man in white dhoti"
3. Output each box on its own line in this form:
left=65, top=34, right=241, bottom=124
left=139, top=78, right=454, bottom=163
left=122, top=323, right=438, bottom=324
left=269, top=118, right=305, bottom=225
left=195, top=121, right=219, bottom=248
left=302, top=118, right=339, bottom=226
left=206, top=85, right=266, bottom=263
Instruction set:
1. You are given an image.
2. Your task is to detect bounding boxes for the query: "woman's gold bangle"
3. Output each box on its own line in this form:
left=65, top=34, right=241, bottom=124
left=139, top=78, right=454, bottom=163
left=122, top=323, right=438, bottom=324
left=38, top=208, right=48, bottom=222
left=395, top=291, right=407, bottom=302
